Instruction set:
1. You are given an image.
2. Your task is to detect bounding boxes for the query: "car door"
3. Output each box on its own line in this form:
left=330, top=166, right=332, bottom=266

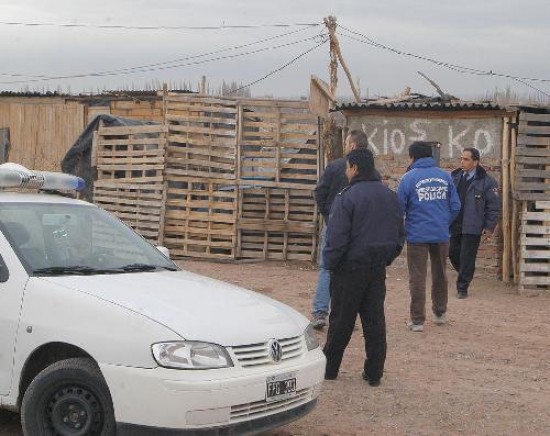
left=0, top=230, right=30, bottom=395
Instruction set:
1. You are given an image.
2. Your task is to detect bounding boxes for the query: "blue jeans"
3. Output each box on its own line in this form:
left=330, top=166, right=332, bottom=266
left=312, top=225, right=330, bottom=316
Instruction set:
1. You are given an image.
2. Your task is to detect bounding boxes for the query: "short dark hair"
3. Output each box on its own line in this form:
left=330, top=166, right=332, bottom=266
left=408, top=141, right=435, bottom=160
left=347, top=148, right=374, bottom=176
left=347, top=129, right=369, bottom=149
left=463, top=147, right=480, bottom=161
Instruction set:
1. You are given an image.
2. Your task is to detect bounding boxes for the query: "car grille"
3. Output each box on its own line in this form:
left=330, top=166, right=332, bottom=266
left=230, top=387, right=312, bottom=422
left=231, top=336, right=304, bottom=368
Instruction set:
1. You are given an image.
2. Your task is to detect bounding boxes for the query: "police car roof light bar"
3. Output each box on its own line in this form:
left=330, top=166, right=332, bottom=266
left=0, top=163, right=85, bottom=191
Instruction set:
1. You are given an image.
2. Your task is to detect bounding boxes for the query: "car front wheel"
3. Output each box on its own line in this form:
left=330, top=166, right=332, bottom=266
left=21, top=357, right=115, bottom=436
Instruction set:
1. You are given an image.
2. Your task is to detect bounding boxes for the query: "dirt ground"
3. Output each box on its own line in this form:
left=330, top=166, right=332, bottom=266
left=1, top=258, right=549, bottom=436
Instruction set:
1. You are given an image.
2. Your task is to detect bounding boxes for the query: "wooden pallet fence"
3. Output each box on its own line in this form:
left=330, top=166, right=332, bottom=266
left=165, top=95, right=238, bottom=180
left=239, top=99, right=319, bottom=188
left=93, top=182, right=165, bottom=243
left=518, top=200, right=550, bottom=294
left=237, top=185, right=317, bottom=261
left=238, top=230, right=317, bottom=261
left=93, top=123, right=167, bottom=244
left=163, top=175, right=238, bottom=259
left=514, top=112, right=550, bottom=201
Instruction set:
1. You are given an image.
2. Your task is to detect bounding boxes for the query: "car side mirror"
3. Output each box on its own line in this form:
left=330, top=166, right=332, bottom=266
left=156, top=246, right=170, bottom=259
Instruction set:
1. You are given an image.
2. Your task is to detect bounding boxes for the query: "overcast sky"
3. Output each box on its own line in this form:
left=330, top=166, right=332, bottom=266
left=1, top=0, right=548, bottom=101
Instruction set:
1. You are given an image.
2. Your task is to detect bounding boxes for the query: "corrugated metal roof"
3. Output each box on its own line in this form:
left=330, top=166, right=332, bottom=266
left=336, top=100, right=503, bottom=111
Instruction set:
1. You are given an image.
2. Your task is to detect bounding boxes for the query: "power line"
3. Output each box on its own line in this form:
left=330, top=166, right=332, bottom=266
left=0, top=31, right=326, bottom=85
left=0, top=26, right=316, bottom=80
left=337, top=25, right=550, bottom=84
left=229, top=37, right=328, bottom=94
left=0, top=21, right=320, bottom=31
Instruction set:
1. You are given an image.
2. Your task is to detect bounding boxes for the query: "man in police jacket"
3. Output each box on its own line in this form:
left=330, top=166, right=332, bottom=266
left=450, top=147, right=500, bottom=298
left=322, top=148, right=404, bottom=386
left=397, top=142, right=461, bottom=333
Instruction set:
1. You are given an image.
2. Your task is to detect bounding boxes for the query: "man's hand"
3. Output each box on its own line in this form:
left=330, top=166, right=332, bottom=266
left=481, top=229, right=493, bottom=242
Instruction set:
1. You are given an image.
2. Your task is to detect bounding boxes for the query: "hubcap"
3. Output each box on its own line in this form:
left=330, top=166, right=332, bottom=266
left=46, top=386, right=103, bottom=436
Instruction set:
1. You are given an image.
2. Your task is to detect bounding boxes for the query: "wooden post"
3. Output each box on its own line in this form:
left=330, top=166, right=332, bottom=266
left=501, top=116, right=511, bottom=282
left=199, top=76, right=207, bottom=95
left=510, top=113, right=519, bottom=284
left=323, top=15, right=361, bottom=103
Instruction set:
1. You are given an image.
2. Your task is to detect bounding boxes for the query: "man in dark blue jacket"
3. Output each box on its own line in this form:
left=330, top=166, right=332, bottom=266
left=450, top=147, right=500, bottom=298
left=323, top=148, right=404, bottom=386
left=397, top=142, right=461, bottom=332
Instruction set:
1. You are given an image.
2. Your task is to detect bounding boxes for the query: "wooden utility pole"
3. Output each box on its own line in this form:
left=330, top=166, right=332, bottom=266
left=321, top=16, right=361, bottom=163
left=323, top=16, right=361, bottom=103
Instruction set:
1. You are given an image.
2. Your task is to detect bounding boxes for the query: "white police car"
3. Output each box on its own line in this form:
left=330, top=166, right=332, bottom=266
left=0, top=164, right=325, bottom=435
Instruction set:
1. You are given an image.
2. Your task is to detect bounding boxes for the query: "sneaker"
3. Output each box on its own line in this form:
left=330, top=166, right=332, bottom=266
left=312, top=314, right=327, bottom=330
left=457, top=291, right=468, bottom=299
left=361, top=372, right=381, bottom=387
left=407, top=321, right=424, bottom=332
left=434, top=313, right=447, bottom=325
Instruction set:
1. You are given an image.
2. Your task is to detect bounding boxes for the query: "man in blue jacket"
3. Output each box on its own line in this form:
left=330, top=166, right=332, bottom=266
left=450, top=147, right=500, bottom=298
left=323, top=148, right=404, bottom=386
left=397, top=142, right=461, bottom=332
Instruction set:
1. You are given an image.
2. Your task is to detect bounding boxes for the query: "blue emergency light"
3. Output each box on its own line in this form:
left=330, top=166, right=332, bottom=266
left=0, top=163, right=85, bottom=191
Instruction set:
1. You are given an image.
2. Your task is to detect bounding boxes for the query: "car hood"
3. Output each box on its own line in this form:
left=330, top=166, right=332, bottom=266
left=39, top=270, right=308, bottom=345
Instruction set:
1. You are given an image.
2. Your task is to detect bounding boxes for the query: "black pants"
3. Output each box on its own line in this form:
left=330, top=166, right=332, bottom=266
left=449, top=234, right=481, bottom=294
left=323, top=266, right=387, bottom=381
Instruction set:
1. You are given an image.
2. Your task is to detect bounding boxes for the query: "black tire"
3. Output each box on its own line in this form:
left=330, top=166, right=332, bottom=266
left=21, top=358, right=116, bottom=436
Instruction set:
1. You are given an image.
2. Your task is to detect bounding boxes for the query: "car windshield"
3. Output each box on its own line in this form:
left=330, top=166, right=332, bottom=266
left=0, top=202, right=178, bottom=276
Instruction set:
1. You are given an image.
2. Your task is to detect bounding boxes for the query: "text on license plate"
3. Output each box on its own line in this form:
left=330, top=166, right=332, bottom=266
left=266, top=376, right=297, bottom=400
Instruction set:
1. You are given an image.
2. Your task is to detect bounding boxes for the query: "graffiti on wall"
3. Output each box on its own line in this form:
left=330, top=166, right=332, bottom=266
left=349, top=116, right=502, bottom=159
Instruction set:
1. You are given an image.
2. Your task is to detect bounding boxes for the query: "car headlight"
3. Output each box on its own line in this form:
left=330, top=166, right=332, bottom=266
left=304, top=324, right=320, bottom=351
left=152, top=341, right=233, bottom=369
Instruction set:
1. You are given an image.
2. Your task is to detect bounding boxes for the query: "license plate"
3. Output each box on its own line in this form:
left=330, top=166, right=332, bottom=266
left=266, top=372, right=297, bottom=402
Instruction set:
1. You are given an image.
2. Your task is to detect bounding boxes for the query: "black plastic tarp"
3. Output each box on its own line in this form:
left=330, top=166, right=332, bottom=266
left=61, top=114, right=159, bottom=201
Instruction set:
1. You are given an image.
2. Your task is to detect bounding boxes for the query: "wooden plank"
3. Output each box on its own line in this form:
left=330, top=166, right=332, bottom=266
left=97, top=138, right=166, bottom=147
left=521, top=211, right=550, bottom=221
left=94, top=195, right=163, bottom=208
left=98, top=125, right=165, bottom=135
left=166, top=124, right=236, bottom=137
left=516, top=155, right=550, bottom=165
left=514, top=182, right=550, bottom=191
left=515, top=146, right=550, bottom=157
left=97, top=147, right=165, bottom=156
left=513, top=192, right=550, bottom=201
left=520, top=249, right=550, bottom=259
left=535, top=201, right=550, bottom=209
left=167, top=146, right=236, bottom=160
left=517, top=135, right=550, bottom=147
left=166, top=114, right=238, bottom=125
left=521, top=225, right=550, bottom=234
left=167, top=133, right=237, bottom=147
left=520, top=112, right=550, bottom=123
left=520, top=235, right=550, bottom=245
left=518, top=122, right=550, bottom=135
left=519, top=263, right=550, bottom=272
left=516, top=168, right=550, bottom=178
left=165, top=104, right=238, bottom=114
left=519, top=276, right=550, bottom=285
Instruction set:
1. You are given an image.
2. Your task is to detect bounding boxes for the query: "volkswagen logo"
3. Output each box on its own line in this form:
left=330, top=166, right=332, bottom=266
left=267, top=339, right=283, bottom=363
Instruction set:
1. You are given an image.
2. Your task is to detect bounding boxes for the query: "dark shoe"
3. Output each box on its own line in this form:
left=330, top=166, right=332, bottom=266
left=457, top=291, right=468, bottom=299
left=312, top=313, right=327, bottom=330
left=324, top=373, right=337, bottom=380
left=361, top=372, right=381, bottom=387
